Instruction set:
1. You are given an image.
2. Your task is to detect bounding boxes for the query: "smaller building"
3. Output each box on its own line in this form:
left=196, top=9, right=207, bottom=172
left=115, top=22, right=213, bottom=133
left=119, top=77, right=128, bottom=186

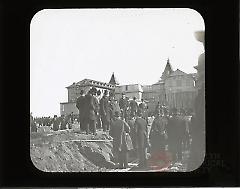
left=60, top=78, right=114, bottom=116
left=115, top=84, right=143, bottom=101
left=142, top=82, right=166, bottom=113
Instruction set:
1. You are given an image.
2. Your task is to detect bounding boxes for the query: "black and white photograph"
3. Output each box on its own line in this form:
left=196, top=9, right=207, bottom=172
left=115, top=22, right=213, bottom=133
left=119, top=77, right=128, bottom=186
left=30, top=8, right=205, bottom=172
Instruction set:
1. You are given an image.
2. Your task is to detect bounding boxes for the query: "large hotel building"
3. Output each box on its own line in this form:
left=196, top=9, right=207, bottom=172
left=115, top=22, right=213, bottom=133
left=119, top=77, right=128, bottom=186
left=60, top=58, right=200, bottom=116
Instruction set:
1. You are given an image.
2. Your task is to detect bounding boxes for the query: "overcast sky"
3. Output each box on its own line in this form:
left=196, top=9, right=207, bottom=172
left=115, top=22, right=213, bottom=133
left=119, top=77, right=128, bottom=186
left=30, top=8, right=205, bottom=117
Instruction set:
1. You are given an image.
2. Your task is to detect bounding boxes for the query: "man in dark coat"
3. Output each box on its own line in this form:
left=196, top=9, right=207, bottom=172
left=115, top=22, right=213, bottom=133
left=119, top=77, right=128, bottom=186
left=92, top=87, right=100, bottom=133
left=166, top=107, right=185, bottom=163
left=130, top=97, right=139, bottom=117
left=127, top=112, right=137, bottom=158
left=139, top=98, right=148, bottom=123
left=109, top=94, right=121, bottom=121
left=149, top=109, right=168, bottom=155
left=52, top=115, right=60, bottom=131
left=96, top=90, right=102, bottom=129
left=84, top=88, right=98, bottom=135
left=68, top=112, right=74, bottom=129
left=76, top=90, right=86, bottom=131
left=118, top=92, right=129, bottom=121
left=135, top=110, right=150, bottom=168
left=109, top=111, right=131, bottom=169
left=100, top=90, right=111, bottom=132
left=60, top=115, right=67, bottom=130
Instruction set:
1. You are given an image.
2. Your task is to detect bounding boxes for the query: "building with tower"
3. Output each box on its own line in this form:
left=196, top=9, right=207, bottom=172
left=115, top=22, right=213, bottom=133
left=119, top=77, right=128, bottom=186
left=60, top=58, right=199, bottom=115
left=141, top=58, right=197, bottom=112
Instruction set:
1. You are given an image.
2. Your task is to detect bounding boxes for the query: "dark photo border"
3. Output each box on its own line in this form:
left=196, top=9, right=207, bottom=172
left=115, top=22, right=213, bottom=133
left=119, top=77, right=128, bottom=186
left=0, top=0, right=239, bottom=187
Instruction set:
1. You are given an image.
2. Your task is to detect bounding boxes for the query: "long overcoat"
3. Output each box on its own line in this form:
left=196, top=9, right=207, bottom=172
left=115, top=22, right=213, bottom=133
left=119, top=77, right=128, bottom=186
left=149, top=115, right=167, bottom=153
left=84, top=94, right=98, bottom=121
left=110, top=118, right=131, bottom=153
left=99, top=96, right=111, bottom=122
left=76, top=95, right=86, bottom=116
left=135, top=117, right=149, bottom=149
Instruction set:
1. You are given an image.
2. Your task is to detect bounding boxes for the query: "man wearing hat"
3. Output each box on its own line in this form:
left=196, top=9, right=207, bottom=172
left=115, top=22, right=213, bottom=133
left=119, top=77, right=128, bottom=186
left=134, top=109, right=150, bottom=168
left=130, top=97, right=139, bottom=118
left=149, top=109, right=167, bottom=155
left=92, top=87, right=100, bottom=133
left=109, top=93, right=121, bottom=121
left=166, top=107, right=185, bottom=164
left=52, top=115, right=60, bottom=131
left=119, top=92, right=129, bottom=121
left=100, top=90, right=111, bottom=132
left=96, top=90, right=102, bottom=129
left=109, top=111, right=131, bottom=169
left=84, top=88, right=98, bottom=135
left=76, top=90, right=86, bottom=130
left=139, top=98, right=148, bottom=123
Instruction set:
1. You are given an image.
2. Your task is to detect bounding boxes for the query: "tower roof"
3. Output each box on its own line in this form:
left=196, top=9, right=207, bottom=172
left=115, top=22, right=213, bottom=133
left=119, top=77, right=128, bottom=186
left=161, top=58, right=174, bottom=80
left=109, top=72, right=119, bottom=85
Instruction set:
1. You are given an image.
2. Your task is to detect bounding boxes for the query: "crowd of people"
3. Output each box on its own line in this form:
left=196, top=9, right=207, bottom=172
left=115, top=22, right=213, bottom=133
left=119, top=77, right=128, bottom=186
left=75, top=87, right=198, bottom=169
left=30, top=86, right=204, bottom=170
left=75, top=88, right=148, bottom=135
left=30, top=112, right=76, bottom=132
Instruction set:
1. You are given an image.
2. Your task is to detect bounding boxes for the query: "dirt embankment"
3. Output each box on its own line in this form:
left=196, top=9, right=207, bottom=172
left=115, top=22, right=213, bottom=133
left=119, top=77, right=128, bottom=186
left=30, top=130, right=116, bottom=172
left=30, top=125, right=188, bottom=172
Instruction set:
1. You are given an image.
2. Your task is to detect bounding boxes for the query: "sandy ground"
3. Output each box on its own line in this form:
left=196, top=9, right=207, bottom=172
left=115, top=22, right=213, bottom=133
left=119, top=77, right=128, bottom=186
left=30, top=125, right=188, bottom=172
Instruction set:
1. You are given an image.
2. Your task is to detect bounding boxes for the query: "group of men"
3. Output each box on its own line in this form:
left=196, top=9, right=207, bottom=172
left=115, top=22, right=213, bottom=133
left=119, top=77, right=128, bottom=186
left=33, top=116, right=52, bottom=127
left=31, top=86, right=201, bottom=170
left=75, top=88, right=148, bottom=135
left=150, top=107, right=193, bottom=164
left=111, top=106, right=194, bottom=169
left=75, top=87, right=196, bottom=169
left=30, top=113, right=75, bottom=132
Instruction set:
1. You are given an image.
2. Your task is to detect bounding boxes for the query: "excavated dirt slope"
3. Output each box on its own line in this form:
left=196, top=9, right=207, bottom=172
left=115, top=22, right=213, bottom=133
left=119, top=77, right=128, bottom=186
left=30, top=123, right=188, bottom=172
left=30, top=129, right=116, bottom=172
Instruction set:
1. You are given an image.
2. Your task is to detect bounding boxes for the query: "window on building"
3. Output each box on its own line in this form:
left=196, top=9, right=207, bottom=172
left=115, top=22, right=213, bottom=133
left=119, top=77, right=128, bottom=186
left=126, top=85, right=128, bottom=91
left=176, top=80, right=182, bottom=87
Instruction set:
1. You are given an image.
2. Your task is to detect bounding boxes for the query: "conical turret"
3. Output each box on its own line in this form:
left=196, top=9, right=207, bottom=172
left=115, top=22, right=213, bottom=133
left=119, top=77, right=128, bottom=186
left=161, top=58, right=173, bottom=80
left=109, top=72, right=119, bottom=85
